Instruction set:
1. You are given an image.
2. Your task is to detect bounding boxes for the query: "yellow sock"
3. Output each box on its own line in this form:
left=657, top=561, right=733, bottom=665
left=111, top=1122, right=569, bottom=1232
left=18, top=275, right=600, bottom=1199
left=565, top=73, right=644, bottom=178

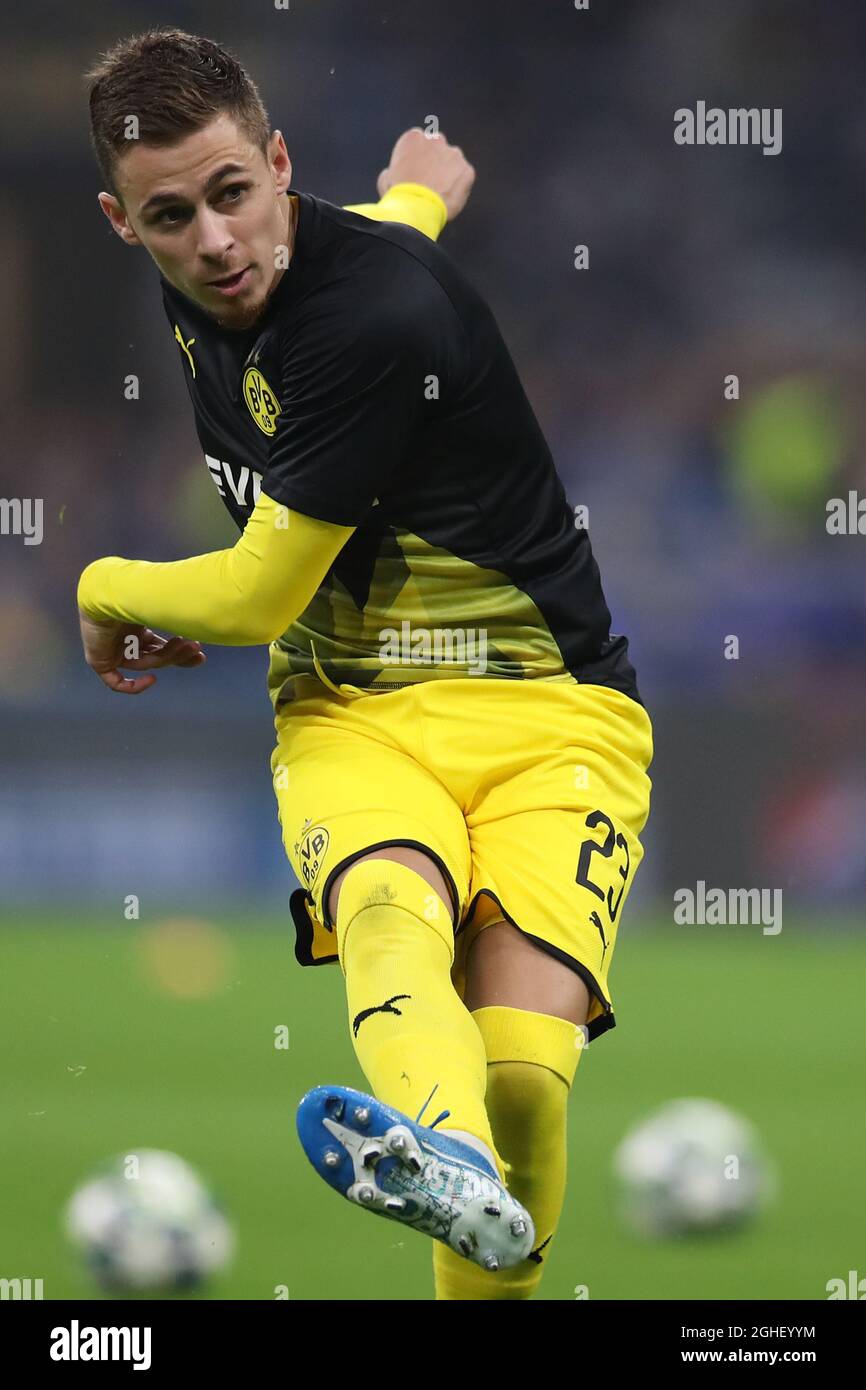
left=433, top=1005, right=585, bottom=1300
left=334, top=858, right=507, bottom=1182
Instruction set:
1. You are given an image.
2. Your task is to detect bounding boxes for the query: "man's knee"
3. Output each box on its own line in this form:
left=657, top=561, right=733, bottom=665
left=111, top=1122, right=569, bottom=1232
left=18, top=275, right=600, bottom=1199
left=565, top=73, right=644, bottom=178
left=488, top=1056, right=569, bottom=1110
left=327, top=845, right=454, bottom=926
left=485, top=1058, right=570, bottom=1166
left=328, top=851, right=458, bottom=970
left=471, top=999, right=586, bottom=1093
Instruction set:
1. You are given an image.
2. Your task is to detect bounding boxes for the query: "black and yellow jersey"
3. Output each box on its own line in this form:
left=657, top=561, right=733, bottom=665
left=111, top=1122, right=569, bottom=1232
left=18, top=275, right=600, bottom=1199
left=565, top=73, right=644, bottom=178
left=162, top=188, right=641, bottom=709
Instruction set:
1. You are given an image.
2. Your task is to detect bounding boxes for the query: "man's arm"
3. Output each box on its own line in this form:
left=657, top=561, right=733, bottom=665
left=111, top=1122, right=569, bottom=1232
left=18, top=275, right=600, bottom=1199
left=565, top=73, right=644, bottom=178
left=78, top=496, right=353, bottom=646
left=346, top=128, right=475, bottom=237
left=346, top=182, right=448, bottom=240
left=77, top=496, right=354, bottom=692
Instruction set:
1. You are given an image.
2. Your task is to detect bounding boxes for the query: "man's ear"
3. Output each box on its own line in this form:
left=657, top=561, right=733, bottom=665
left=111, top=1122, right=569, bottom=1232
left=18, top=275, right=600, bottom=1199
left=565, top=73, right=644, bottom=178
left=267, top=129, right=292, bottom=195
left=97, top=191, right=143, bottom=247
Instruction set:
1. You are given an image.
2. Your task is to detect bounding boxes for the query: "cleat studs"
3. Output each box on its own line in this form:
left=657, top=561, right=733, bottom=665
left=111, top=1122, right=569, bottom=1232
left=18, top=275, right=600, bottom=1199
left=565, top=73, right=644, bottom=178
left=384, top=1197, right=406, bottom=1212
left=458, top=1235, right=476, bottom=1256
left=323, top=1150, right=341, bottom=1168
left=361, top=1144, right=384, bottom=1167
left=386, top=1129, right=423, bottom=1171
left=483, top=1205, right=501, bottom=1218
left=483, top=1254, right=500, bottom=1271
left=354, top=1106, right=370, bottom=1125
left=325, top=1097, right=345, bottom=1121
left=357, top=1184, right=375, bottom=1203
left=510, top=1217, right=527, bottom=1237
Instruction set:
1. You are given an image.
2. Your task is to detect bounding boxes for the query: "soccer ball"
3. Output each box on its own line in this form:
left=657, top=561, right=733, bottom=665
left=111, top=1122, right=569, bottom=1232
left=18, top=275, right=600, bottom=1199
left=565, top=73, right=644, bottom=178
left=65, top=1149, right=234, bottom=1291
left=613, top=1098, right=774, bottom=1237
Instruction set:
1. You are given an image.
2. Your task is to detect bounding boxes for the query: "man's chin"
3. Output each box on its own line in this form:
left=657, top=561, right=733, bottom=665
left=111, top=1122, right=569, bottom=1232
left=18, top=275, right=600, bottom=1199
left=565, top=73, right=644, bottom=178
left=208, top=293, right=269, bottom=331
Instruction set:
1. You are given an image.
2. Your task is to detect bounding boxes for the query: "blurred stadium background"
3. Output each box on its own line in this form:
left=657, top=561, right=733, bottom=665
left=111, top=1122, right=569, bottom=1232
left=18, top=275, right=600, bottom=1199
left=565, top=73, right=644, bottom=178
left=1, top=0, right=865, bottom=1298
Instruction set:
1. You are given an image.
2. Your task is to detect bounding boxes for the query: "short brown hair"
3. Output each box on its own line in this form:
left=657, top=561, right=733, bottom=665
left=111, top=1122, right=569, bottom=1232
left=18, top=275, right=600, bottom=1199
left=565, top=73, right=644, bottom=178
left=86, top=28, right=270, bottom=197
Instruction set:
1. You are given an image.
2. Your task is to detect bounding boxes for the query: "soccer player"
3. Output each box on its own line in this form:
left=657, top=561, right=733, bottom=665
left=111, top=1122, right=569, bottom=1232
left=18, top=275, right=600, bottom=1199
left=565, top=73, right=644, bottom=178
left=78, top=30, right=653, bottom=1298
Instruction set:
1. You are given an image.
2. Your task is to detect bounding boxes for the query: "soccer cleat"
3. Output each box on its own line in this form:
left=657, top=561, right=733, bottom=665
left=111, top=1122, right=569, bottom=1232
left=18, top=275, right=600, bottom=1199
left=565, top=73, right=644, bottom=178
left=296, top=1084, right=535, bottom=1270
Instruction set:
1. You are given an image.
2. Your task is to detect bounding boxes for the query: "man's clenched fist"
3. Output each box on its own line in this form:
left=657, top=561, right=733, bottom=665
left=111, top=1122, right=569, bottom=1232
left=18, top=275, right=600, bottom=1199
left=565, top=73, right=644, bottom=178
left=377, top=127, right=476, bottom=221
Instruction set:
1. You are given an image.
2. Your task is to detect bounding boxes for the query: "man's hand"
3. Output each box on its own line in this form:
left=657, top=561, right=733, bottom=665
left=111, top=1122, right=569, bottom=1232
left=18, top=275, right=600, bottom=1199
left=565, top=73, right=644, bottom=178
left=78, top=611, right=206, bottom=695
left=377, top=128, right=476, bottom=221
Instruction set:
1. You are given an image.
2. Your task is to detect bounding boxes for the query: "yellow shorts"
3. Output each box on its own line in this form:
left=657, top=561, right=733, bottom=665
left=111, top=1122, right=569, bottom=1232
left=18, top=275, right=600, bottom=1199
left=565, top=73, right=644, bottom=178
left=270, top=674, right=653, bottom=1042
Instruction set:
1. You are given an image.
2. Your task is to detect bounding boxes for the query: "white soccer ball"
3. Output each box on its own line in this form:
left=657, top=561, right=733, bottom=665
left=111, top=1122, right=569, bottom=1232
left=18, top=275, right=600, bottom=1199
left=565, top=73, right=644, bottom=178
left=65, top=1149, right=234, bottom=1291
left=613, top=1098, right=774, bottom=1236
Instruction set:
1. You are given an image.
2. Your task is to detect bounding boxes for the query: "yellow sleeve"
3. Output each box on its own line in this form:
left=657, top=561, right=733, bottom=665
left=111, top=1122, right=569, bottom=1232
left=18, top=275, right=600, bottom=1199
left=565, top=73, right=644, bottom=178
left=345, top=181, right=447, bottom=240
left=77, top=492, right=355, bottom=646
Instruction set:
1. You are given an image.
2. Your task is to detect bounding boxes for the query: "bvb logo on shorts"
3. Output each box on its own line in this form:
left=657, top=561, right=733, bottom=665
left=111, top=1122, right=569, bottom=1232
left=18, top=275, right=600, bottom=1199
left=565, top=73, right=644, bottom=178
left=297, top=824, right=330, bottom=889
left=243, top=367, right=281, bottom=435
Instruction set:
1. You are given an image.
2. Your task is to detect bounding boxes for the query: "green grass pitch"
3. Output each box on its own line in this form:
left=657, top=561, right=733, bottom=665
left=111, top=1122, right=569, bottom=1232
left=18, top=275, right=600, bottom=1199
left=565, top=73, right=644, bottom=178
left=1, top=913, right=863, bottom=1300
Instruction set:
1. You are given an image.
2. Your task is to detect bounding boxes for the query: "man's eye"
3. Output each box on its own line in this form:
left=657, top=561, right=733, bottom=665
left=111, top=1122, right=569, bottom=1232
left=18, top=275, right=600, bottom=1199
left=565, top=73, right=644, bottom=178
left=156, top=208, right=186, bottom=226
left=221, top=184, right=248, bottom=204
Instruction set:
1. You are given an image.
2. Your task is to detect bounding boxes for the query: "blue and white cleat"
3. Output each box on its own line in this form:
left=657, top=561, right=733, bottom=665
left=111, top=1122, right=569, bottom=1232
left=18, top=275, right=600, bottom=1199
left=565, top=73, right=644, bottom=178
left=296, top=1084, right=535, bottom=1271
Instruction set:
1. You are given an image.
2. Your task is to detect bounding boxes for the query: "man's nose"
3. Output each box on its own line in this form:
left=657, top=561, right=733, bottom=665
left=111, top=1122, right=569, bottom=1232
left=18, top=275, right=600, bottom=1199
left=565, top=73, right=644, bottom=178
left=196, top=209, right=234, bottom=262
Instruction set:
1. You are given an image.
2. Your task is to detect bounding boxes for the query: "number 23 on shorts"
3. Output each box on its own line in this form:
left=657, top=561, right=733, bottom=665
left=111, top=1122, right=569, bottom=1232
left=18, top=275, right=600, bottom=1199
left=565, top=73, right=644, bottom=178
left=575, top=808, right=636, bottom=963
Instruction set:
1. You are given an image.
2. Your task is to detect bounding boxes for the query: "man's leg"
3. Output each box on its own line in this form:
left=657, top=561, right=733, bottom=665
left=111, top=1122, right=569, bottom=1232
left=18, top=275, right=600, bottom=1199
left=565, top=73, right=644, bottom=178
left=462, top=919, right=592, bottom=1025
left=433, top=919, right=588, bottom=1299
left=327, top=847, right=508, bottom=1180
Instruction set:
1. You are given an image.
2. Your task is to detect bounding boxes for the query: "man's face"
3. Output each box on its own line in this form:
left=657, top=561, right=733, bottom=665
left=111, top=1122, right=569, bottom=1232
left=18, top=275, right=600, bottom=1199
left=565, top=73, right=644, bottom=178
left=98, top=113, right=293, bottom=330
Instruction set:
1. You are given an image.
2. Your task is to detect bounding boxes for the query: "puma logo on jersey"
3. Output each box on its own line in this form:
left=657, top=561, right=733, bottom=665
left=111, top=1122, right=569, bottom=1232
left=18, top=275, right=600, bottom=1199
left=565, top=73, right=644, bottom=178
left=352, top=994, right=412, bottom=1037
left=173, top=324, right=196, bottom=377
left=205, top=454, right=263, bottom=510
